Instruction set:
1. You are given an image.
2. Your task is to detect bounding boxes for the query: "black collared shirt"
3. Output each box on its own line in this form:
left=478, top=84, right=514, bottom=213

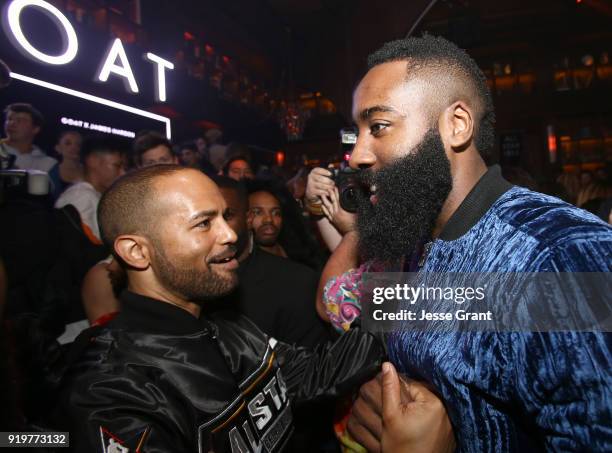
left=439, top=165, right=513, bottom=241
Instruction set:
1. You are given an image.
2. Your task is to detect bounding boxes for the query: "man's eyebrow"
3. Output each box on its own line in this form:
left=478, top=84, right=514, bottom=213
left=189, top=209, right=218, bottom=222
left=358, top=105, right=402, bottom=121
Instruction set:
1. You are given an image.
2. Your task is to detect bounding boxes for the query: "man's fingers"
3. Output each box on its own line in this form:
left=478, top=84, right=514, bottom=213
left=358, top=378, right=383, bottom=416
left=310, top=167, right=332, bottom=178
left=381, top=362, right=402, bottom=419
left=347, top=414, right=381, bottom=453
left=321, top=200, right=332, bottom=221
left=321, top=193, right=334, bottom=213
left=330, top=186, right=340, bottom=208
left=351, top=396, right=383, bottom=439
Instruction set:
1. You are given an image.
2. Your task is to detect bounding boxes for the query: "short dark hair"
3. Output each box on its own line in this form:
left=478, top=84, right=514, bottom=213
left=56, top=129, right=82, bottom=143
left=222, top=154, right=253, bottom=177
left=367, top=35, right=495, bottom=154
left=98, top=164, right=188, bottom=251
left=4, top=102, right=44, bottom=128
left=244, top=179, right=284, bottom=207
left=180, top=141, right=198, bottom=153
left=133, top=130, right=173, bottom=165
left=81, top=137, right=125, bottom=163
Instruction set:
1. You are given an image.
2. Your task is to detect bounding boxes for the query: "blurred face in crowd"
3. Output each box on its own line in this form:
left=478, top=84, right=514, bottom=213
left=290, top=177, right=306, bottom=199
left=140, top=145, right=177, bottom=167
left=181, top=147, right=199, bottom=167
left=219, top=187, right=249, bottom=259
left=349, top=61, right=453, bottom=262
left=227, top=159, right=254, bottom=181
left=87, top=151, right=125, bottom=191
left=55, top=132, right=82, bottom=162
left=4, top=110, right=39, bottom=144
left=248, top=191, right=283, bottom=247
left=149, top=170, right=238, bottom=301
left=196, top=137, right=207, bottom=154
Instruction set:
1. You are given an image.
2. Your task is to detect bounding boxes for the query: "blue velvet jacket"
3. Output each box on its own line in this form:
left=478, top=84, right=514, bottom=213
left=388, top=167, right=612, bottom=452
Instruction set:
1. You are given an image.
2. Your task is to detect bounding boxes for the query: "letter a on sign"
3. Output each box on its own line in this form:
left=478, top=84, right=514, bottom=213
left=97, top=38, right=139, bottom=94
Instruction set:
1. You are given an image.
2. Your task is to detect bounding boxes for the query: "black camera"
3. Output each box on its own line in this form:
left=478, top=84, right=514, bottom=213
left=330, top=166, right=362, bottom=213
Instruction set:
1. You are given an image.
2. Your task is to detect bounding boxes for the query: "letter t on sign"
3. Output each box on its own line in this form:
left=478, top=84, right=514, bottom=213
left=145, top=52, right=174, bottom=102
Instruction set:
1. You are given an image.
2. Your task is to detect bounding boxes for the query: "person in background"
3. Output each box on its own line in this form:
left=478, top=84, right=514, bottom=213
left=55, top=138, right=125, bottom=243
left=247, top=186, right=287, bottom=258
left=222, top=154, right=255, bottom=181
left=179, top=141, right=201, bottom=168
left=48, top=130, right=83, bottom=200
left=1, top=103, right=56, bottom=173
left=195, top=135, right=208, bottom=160
left=205, top=128, right=227, bottom=171
left=213, top=176, right=329, bottom=348
left=286, top=167, right=309, bottom=208
left=132, top=131, right=177, bottom=167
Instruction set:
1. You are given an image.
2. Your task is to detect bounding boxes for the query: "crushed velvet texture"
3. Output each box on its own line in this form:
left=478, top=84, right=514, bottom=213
left=389, top=187, right=612, bottom=452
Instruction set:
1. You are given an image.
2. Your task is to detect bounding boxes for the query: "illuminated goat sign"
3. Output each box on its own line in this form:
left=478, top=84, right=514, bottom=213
left=2, top=0, right=174, bottom=103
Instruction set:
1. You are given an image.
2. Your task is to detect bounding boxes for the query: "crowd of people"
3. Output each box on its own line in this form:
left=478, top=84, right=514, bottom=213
left=0, top=34, right=610, bottom=453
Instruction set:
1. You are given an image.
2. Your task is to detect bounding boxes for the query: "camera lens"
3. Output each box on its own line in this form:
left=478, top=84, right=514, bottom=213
left=339, top=184, right=359, bottom=213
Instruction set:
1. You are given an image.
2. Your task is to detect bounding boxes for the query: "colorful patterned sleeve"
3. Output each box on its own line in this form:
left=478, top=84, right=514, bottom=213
left=323, top=264, right=367, bottom=333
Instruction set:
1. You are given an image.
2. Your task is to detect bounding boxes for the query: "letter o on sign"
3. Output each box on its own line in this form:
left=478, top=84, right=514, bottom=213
left=4, top=0, right=78, bottom=65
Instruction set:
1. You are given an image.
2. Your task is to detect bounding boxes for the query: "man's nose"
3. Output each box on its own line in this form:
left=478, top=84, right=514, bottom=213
left=261, top=212, right=273, bottom=224
left=219, top=218, right=238, bottom=244
left=348, top=137, right=376, bottom=170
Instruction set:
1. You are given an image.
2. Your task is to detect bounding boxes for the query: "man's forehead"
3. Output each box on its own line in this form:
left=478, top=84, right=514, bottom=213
left=249, top=191, right=280, bottom=206
left=155, top=170, right=225, bottom=217
left=7, top=111, right=31, bottom=119
left=352, top=61, right=424, bottom=120
left=230, top=159, right=249, bottom=168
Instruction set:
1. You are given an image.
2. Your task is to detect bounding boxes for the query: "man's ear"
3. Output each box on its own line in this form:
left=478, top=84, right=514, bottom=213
left=440, top=101, right=474, bottom=152
left=114, top=235, right=152, bottom=270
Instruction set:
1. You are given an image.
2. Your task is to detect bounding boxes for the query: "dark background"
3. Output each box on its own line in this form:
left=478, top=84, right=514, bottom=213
left=1, top=0, right=610, bottom=181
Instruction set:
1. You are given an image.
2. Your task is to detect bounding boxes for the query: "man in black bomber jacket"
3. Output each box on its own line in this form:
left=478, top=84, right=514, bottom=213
left=56, top=165, right=385, bottom=453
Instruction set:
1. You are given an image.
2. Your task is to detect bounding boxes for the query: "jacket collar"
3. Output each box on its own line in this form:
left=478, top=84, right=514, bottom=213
left=117, top=290, right=210, bottom=335
left=438, top=165, right=513, bottom=241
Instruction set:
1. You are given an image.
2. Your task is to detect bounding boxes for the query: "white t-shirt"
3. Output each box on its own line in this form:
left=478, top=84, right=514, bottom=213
left=2, top=141, right=57, bottom=173
left=55, top=181, right=101, bottom=240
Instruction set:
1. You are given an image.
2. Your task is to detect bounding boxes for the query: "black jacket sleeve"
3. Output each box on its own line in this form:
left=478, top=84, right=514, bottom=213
left=274, top=327, right=386, bottom=405
left=60, top=365, right=193, bottom=453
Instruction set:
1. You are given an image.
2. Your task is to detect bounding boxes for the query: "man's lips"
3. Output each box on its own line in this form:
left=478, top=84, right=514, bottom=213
left=208, top=247, right=237, bottom=264
left=211, top=258, right=238, bottom=270
left=258, top=226, right=278, bottom=235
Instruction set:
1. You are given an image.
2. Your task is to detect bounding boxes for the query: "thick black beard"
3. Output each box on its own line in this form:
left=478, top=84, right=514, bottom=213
left=152, top=244, right=238, bottom=303
left=355, top=129, right=452, bottom=264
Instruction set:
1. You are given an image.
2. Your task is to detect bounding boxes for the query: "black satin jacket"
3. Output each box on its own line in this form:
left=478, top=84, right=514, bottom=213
left=57, top=291, right=384, bottom=452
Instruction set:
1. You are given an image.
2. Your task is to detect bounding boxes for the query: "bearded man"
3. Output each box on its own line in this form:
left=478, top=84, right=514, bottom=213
left=310, top=35, right=612, bottom=452
left=54, top=165, right=396, bottom=452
